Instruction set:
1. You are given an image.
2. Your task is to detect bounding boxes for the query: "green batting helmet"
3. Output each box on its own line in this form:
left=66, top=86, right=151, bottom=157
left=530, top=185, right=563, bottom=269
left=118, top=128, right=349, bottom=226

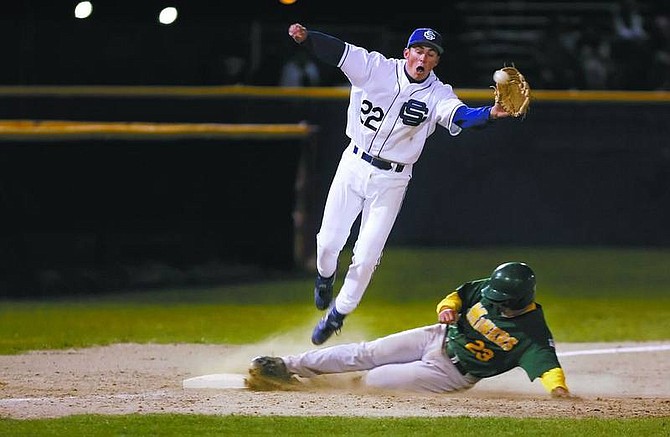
left=481, top=262, right=536, bottom=310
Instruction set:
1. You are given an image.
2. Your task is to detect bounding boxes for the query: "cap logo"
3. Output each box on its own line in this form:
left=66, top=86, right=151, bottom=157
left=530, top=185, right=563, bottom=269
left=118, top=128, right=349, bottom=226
left=423, top=30, right=437, bottom=41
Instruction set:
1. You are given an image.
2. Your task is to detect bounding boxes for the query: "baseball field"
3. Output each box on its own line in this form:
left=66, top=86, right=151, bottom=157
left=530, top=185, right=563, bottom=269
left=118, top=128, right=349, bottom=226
left=0, top=247, right=668, bottom=435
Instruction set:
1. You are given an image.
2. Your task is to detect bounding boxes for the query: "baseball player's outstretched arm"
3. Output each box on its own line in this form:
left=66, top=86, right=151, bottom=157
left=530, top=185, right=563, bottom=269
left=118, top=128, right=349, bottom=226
left=453, top=106, right=492, bottom=129
left=288, top=23, right=345, bottom=66
left=453, top=103, right=512, bottom=129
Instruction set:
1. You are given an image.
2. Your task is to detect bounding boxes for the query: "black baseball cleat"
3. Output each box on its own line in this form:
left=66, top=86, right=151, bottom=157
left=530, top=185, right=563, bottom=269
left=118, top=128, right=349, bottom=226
left=311, top=307, right=346, bottom=345
left=245, top=356, right=299, bottom=391
left=314, top=272, right=336, bottom=310
left=249, top=356, right=291, bottom=379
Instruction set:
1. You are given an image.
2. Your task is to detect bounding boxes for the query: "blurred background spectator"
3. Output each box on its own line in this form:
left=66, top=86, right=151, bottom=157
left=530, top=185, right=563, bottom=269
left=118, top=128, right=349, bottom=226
left=535, top=15, right=581, bottom=90
left=649, top=11, right=670, bottom=90
left=609, top=0, right=653, bottom=89
left=279, top=50, right=321, bottom=87
left=576, top=17, right=614, bottom=90
left=612, top=0, right=648, bottom=41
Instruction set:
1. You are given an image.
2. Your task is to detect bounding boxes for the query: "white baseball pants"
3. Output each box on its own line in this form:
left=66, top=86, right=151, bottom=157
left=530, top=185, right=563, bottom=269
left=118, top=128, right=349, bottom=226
left=283, top=323, right=479, bottom=393
left=316, top=143, right=412, bottom=314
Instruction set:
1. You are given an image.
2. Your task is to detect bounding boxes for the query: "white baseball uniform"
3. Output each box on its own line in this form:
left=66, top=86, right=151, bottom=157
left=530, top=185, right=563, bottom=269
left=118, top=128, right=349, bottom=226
left=318, top=42, right=465, bottom=315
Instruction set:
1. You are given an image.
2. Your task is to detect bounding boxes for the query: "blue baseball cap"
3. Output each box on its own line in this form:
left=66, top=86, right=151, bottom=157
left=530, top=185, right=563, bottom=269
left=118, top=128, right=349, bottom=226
left=407, top=28, right=444, bottom=54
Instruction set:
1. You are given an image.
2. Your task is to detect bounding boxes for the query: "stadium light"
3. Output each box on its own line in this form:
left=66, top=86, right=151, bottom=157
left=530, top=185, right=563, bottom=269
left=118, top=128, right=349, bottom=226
left=74, top=1, right=93, bottom=19
left=158, top=6, right=178, bottom=25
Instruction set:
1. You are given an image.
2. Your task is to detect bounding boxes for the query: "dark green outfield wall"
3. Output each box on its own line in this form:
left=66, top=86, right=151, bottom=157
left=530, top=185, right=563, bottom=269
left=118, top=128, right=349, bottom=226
left=0, top=90, right=668, bottom=295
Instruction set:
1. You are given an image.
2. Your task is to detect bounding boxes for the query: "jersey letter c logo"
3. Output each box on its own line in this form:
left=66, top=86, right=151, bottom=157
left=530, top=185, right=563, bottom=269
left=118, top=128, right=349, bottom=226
left=400, top=99, right=428, bottom=127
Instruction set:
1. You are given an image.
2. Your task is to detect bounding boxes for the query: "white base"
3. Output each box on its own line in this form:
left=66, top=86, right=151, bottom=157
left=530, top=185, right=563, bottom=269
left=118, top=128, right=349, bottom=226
left=182, top=373, right=247, bottom=389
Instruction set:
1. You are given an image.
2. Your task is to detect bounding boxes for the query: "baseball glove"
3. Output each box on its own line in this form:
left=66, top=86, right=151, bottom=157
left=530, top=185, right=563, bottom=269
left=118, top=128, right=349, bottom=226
left=492, top=66, right=531, bottom=118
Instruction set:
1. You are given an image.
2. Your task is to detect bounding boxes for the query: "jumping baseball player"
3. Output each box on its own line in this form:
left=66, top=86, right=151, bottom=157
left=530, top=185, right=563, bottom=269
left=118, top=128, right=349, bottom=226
left=246, top=262, right=571, bottom=398
left=287, top=23, right=514, bottom=345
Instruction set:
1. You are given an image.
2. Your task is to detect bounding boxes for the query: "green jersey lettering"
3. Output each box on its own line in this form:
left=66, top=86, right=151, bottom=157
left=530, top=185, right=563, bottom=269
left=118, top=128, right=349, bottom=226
left=466, top=303, right=519, bottom=351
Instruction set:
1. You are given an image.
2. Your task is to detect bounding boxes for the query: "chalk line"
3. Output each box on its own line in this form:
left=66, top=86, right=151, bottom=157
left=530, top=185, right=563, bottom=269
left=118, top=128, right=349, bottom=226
left=557, top=344, right=670, bottom=357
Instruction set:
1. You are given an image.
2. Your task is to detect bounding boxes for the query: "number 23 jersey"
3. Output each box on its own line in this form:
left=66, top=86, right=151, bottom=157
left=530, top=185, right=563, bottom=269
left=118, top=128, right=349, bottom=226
left=446, top=279, right=563, bottom=381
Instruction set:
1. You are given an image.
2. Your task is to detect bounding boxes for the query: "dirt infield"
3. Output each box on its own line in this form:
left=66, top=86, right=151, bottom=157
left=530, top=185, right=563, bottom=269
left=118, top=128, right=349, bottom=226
left=0, top=341, right=668, bottom=419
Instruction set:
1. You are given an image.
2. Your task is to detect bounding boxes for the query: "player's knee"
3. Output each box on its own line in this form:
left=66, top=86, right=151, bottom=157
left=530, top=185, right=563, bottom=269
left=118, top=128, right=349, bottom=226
left=351, top=254, right=381, bottom=274
left=317, top=232, right=347, bottom=255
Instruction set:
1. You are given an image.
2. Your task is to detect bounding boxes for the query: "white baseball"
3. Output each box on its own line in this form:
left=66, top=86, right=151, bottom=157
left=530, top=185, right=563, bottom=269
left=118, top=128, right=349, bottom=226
left=493, top=70, right=510, bottom=84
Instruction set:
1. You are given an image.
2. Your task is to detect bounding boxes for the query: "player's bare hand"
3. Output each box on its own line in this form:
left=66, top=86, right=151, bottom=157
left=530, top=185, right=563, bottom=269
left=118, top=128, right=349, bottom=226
left=489, top=103, right=511, bottom=119
left=438, top=308, right=459, bottom=324
left=550, top=387, right=574, bottom=399
left=289, top=23, right=308, bottom=44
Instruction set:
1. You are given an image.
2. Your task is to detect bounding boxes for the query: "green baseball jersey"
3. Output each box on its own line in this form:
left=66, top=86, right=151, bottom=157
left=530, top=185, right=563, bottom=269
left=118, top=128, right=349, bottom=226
left=445, top=278, right=562, bottom=380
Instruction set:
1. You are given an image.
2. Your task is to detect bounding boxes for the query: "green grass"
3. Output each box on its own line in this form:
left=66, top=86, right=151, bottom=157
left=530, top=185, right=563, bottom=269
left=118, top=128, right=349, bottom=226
left=1, top=247, right=668, bottom=353
left=0, top=247, right=668, bottom=435
left=0, top=301, right=314, bottom=353
left=0, top=415, right=667, bottom=436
